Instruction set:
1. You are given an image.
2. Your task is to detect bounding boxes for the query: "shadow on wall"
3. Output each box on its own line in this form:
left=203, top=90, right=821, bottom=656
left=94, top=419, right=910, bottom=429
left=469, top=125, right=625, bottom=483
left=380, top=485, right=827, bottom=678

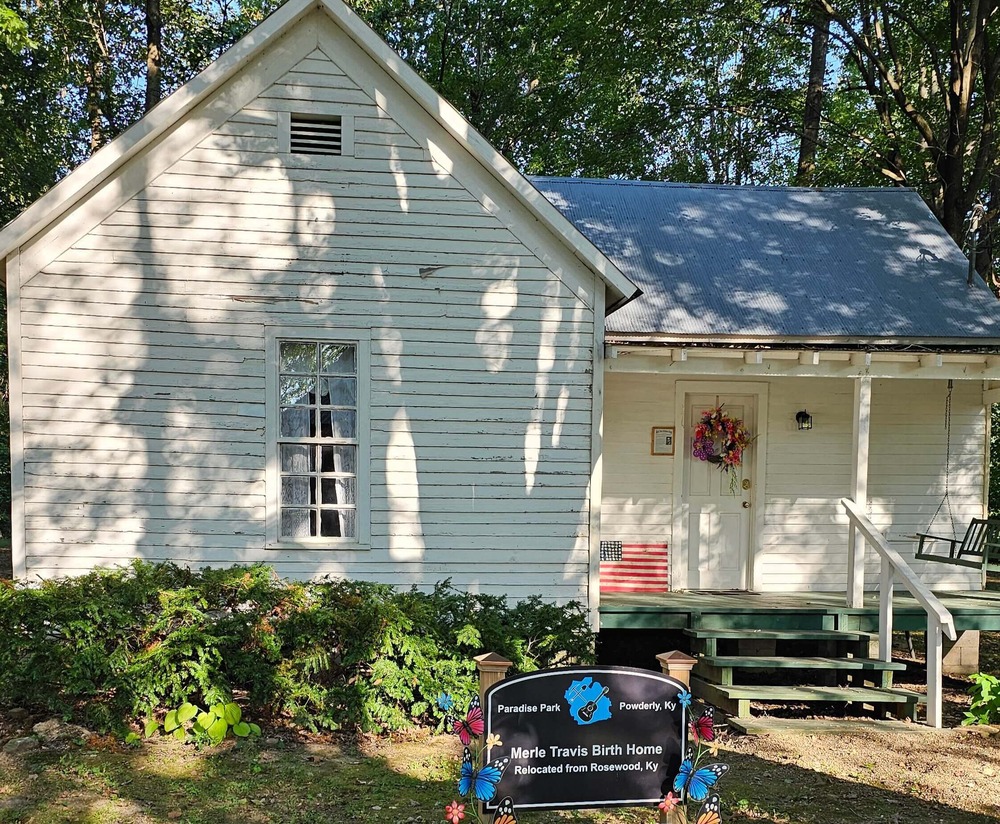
left=25, top=35, right=592, bottom=597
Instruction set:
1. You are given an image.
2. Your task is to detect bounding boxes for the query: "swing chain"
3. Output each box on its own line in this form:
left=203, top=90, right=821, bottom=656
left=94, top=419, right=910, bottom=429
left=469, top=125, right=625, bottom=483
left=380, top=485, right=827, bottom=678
left=928, top=380, right=957, bottom=539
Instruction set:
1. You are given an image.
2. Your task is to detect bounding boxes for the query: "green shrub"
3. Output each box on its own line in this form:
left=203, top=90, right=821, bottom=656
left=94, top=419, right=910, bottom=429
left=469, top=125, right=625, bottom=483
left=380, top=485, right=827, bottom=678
left=0, top=563, right=595, bottom=735
left=962, top=672, right=1000, bottom=725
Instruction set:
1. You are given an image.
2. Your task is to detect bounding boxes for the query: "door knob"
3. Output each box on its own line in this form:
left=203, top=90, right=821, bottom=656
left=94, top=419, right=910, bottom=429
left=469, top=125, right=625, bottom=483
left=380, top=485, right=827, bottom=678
left=742, top=501, right=751, bottom=509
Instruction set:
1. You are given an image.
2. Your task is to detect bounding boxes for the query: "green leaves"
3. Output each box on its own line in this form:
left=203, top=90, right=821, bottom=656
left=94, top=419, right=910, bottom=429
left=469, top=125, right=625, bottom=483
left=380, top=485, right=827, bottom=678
left=163, top=709, right=180, bottom=733
left=149, top=699, right=260, bottom=746
left=205, top=716, right=229, bottom=744
left=963, top=672, right=1000, bottom=726
left=0, top=562, right=595, bottom=738
left=0, top=2, right=33, bottom=52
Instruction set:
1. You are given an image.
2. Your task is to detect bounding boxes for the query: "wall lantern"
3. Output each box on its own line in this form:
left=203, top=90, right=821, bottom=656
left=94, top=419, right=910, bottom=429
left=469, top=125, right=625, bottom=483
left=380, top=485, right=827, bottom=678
left=795, top=410, right=814, bottom=431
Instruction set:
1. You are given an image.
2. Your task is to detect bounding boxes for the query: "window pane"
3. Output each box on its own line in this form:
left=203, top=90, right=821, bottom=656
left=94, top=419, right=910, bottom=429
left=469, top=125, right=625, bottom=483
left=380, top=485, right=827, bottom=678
left=317, top=409, right=356, bottom=439
left=321, top=477, right=356, bottom=505
left=320, top=377, right=356, bottom=407
left=281, top=509, right=315, bottom=539
left=280, top=341, right=316, bottom=373
left=320, top=509, right=356, bottom=538
left=320, top=445, right=356, bottom=474
left=321, top=344, right=356, bottom=375
left=280, top=407, right=313, bottom=437
left=280, top=444, right=314, bottom=473
left=276, top=337, right=362, bottom=544
left=280, top=376, right=315, bottom=406
left=281, top=476, right=314, bottom=505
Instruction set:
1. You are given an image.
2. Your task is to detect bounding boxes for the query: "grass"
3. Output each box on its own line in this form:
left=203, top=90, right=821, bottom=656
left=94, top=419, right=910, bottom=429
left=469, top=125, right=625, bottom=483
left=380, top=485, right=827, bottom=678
left=1, top=631, right=998, bottom=823
left=4, top=711, right=1000, bottom=824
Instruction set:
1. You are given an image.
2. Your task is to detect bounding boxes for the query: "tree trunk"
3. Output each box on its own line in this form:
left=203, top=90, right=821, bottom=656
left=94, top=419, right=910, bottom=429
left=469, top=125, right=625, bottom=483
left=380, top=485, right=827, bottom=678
left=144, top=0, right=162, bottom=111
left=795, top=3, right=829, bottom=186
left=85, top=57, right=105, bottom=152
left=82, top=0, right=111, bottom=152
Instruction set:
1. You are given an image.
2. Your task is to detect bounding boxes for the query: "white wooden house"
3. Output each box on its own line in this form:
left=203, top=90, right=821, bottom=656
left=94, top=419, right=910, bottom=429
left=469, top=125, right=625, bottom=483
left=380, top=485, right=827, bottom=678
left=534, top=179, right=999, bottom=601
left=2, top=0, right=998, bottom=627
left=0, top=0, right=637, bottom=603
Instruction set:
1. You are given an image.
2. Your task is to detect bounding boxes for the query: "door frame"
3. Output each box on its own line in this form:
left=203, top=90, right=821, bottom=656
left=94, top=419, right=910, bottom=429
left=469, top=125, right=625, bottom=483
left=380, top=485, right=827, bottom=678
left=671, top=380, right=769, bottom=591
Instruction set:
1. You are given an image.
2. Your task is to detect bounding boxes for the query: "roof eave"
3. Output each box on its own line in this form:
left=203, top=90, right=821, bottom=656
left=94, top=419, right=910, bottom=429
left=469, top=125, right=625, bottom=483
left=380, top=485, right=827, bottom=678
left=605, top=331, right=1000, bottom=352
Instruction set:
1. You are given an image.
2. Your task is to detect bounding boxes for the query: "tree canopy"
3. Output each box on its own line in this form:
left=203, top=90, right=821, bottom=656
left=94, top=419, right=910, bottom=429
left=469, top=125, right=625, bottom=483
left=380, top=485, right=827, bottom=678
left=1, top=0, right=999, bottom=289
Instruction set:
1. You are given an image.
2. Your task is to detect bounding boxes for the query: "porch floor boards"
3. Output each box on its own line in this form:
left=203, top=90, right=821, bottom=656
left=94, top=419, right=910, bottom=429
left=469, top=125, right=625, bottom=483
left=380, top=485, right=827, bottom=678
left=599, top=589, right=1000, bottom=632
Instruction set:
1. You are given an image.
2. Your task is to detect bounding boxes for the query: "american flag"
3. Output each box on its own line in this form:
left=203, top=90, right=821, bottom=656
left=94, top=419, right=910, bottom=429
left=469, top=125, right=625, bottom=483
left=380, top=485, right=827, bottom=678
left=599, top=541, right=669, bottom=593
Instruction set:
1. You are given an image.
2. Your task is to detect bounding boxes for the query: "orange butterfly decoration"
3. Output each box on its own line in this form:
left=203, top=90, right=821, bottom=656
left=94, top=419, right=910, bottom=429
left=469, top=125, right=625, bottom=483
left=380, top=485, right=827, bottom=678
left=492, top=796, right=517, bottom=824
left=694, top=794, right=722, bottom=824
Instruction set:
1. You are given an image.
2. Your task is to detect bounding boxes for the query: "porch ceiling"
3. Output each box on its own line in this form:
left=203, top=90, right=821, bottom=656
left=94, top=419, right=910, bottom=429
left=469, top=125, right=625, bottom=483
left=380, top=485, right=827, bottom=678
left=605, top=344, right=1000, bottom=382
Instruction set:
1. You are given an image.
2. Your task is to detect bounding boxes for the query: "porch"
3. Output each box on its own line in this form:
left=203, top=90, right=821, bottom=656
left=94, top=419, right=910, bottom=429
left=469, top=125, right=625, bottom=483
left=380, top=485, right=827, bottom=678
left=599, top=587, right=1000, bottom=723
left=599, top=587, right=1000, bottom=632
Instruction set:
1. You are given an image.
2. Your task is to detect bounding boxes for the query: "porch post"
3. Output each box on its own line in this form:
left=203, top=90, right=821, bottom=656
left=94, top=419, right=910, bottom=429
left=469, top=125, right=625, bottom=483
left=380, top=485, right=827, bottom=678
left=847, top=376, right=871, bottom=609
left=926, top=622, right=944, bottom=729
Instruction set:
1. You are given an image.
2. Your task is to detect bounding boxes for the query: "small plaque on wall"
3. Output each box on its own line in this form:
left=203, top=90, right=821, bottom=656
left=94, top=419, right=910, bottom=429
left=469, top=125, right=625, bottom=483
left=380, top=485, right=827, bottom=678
left=650, top=426, right=675, bottom=456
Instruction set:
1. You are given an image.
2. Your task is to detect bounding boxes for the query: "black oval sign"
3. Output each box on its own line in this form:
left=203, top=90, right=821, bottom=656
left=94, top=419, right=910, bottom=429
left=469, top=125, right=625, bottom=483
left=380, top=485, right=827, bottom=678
left=484, top=666, right=688, bottom=810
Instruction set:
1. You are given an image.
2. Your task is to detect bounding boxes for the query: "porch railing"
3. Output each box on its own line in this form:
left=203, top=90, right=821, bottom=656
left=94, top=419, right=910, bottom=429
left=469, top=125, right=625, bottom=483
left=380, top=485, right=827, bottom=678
left=841, top=497, right=957, bottom=728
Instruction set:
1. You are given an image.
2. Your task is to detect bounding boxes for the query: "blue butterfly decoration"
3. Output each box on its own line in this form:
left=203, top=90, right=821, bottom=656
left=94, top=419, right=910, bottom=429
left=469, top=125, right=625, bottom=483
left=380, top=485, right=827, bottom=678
left=459, top=746, right=511, bottom=802
left=673, top=749, right=729, bottom=802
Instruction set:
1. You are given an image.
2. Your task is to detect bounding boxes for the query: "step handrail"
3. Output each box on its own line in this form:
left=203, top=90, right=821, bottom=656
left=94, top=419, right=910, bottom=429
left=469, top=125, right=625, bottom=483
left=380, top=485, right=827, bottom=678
left=841, top=497, right=956, bottom=728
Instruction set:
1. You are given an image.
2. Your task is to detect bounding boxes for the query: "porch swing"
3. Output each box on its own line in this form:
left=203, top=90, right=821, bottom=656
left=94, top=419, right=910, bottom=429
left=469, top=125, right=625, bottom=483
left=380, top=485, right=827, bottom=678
left=912, top=380, right=1000, bottom=578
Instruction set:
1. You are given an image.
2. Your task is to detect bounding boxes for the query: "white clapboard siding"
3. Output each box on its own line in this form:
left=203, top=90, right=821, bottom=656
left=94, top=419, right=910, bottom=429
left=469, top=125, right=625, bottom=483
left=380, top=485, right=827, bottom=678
left=600, top=374, right=986, bottom=593
left=20, top=340, right=591, bottom=377
left=16, top=26, right=600, bottom=604
left=129, top=187, right=493, bottom=213
left=600, top=373, right=676, bottom=578
left=40, top=259, right=570, bottom=286
left=104, top=204, right=505, bottom=233
left=22, top=555, right=590, bottom=602
left=20, top=302, right=593, bottom=335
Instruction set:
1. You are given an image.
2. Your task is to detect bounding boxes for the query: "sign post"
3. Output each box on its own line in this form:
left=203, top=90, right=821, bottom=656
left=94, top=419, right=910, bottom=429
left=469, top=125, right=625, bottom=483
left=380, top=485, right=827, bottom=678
left=483, top=665, right=688, bottom=811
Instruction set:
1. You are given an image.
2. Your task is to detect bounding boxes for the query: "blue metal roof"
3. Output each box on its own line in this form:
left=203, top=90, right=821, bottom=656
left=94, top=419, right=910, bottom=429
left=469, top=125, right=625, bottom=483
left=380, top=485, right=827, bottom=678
left=532, top=178, right=1000, bottom=343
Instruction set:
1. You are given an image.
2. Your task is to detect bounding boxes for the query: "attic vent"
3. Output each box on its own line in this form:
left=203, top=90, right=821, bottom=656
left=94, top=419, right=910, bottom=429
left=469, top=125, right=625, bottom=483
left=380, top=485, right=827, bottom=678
left=290, top=114, right=343, bottom=156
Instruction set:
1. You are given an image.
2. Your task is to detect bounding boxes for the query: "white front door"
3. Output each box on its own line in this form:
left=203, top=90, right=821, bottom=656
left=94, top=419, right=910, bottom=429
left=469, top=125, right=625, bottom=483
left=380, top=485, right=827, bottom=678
left=683, top=393, right=755, bottom=590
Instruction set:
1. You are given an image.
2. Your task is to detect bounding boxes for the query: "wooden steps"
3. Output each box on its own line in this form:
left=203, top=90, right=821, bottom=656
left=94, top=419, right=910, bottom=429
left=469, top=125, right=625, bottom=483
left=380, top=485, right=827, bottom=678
left=685, top=627, right=919, bottom=721
left=683, top=627, right=872, bottom=657
left=685, top=628, right=864, bottom=640
left=696, top=656, right=905, bottom=688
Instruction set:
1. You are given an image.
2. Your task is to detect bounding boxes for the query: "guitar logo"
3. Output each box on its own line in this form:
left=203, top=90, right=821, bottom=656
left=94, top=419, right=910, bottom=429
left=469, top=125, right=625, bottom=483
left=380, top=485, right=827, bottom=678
left=565, top=677, right=612, bottom=726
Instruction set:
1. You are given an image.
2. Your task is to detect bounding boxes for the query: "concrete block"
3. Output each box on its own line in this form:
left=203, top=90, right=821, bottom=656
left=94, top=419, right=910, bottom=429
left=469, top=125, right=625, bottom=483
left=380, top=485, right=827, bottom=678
left=942, top=630, right=980, bottom=677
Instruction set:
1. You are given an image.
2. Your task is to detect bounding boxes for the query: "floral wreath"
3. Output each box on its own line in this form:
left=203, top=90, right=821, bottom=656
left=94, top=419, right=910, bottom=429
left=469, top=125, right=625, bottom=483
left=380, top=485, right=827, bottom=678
left=692, top=404, right=753, bottom=474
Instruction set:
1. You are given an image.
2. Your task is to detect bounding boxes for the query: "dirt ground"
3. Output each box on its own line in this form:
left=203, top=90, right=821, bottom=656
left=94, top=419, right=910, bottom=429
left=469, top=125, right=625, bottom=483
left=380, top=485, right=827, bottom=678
left=709, top=629, right=1000, bottom=823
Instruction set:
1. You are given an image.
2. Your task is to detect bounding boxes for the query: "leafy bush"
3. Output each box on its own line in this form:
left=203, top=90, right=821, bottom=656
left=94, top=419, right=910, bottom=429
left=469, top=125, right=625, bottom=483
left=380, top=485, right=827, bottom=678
left=0, top=563, right=595, bottom=735
left=962, top=672, right=1000, bottom=725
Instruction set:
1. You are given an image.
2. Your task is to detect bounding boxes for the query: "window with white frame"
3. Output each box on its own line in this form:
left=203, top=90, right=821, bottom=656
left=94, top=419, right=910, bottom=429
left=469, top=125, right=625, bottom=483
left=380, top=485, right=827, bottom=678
left=270, top=335, right=367, bottom=544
